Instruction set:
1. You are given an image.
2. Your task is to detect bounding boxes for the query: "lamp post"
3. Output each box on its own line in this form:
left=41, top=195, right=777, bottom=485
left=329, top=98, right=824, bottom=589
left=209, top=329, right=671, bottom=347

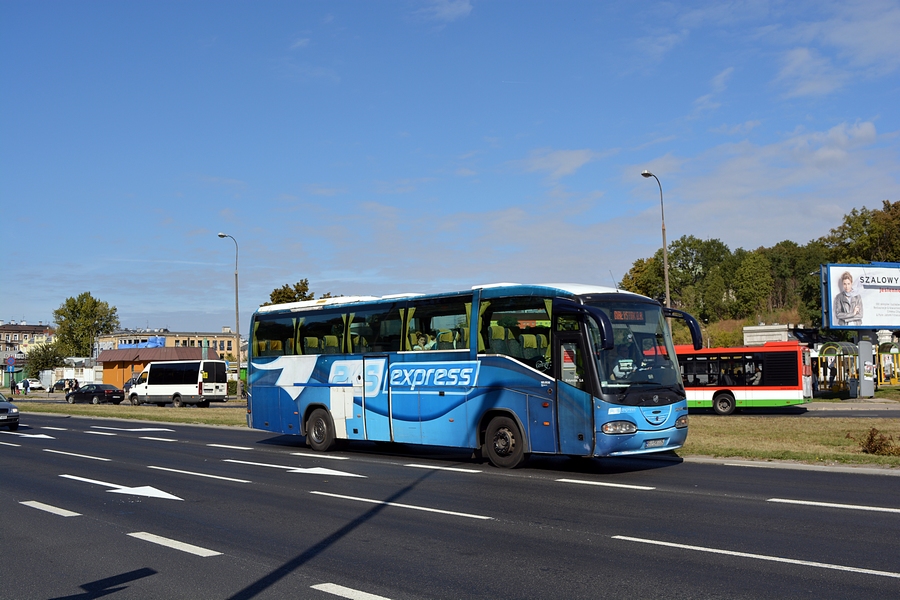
left=641, top=170, right=671, bottom=311
left=218, top=233, right=241, bottom=396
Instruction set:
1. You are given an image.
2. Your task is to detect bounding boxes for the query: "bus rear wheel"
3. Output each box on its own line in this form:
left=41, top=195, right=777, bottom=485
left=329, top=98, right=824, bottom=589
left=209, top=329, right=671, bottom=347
left=713, top=392, right=736, bottom=416
left=307, top=408, right=336, bottom=452
left=483, top=416, right=526, bottom=469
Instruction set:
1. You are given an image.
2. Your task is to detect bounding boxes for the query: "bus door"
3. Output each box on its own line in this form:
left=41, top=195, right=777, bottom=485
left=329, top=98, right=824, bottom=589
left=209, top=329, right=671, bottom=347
left=359, top=356, right=392, bottom=442
left=554, top=332, right=594, bottom=456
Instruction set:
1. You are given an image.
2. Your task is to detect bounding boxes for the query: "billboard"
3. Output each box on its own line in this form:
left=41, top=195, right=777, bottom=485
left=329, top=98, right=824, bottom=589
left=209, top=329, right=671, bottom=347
left=821, top=263, right=900, bottom=329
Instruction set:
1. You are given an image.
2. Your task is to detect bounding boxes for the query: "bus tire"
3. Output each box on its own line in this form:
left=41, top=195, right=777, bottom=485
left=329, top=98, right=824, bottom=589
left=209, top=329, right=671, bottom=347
left=172, top=395, right=184, bottom=408
left=483, top=416, right=526, bottom=469
left=307, top=408, right=336, bottom=452
left=713, top=392, right=736, bottom=416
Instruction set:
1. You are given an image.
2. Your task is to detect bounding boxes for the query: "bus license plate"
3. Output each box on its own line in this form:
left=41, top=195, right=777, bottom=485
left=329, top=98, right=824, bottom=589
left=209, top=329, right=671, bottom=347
left=645, top=439, right=664, bottom=448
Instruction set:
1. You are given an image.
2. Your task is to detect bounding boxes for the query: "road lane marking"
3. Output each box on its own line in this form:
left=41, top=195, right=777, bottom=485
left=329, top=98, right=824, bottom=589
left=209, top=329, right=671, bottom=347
left=41, top=427, right=68, bottom=431
left=0, top=431, right=54, bottom=439
left=613, top=535, right=900, bottom=579
left=557, top=478, right=655, bottom=490
left=0, top=441, right=21, bottom=447
left=208, top=443, right=253, bottom=450
left=92, top=426, right=175, bottom=432
left=223, top=459, right=365, bottom=477
left=60, top=474, right=183, bottom=500
left=21, top=500, right=81, bottom=517
left=85, top=431, right=117, bottom=436
left=768, top=498, right=900, bottom=514
left=44, top=449, right=111, bottom=461
left=127, top=532, right=221, bottom=557
left=148, top=465, right=251, bottom=483
left=310, top=491, right=493, bottom=520
left=139, top=437, right=178, bottom=442
left=290, top=451, right=348, bottom=460
left=405, top=464, right=482, bottom=473
left=311, top=583, right=391, bottom=599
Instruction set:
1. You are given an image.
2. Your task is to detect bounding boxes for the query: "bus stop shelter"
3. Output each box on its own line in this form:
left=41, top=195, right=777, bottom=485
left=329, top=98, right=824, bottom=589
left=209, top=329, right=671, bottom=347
left=878, top=342, right=899, bottom=386
left=817, top=341, right=858, bottom=395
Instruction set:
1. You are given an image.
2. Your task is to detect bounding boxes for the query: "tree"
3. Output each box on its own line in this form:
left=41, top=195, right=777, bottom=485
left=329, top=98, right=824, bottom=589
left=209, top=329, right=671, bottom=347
left=732, top=250, right=773, bottom=319
left=261, top=279, right=334, bottom=306
left=26, top=341, right=66, bottom=378
left=53, top=292, right=120, bottom=356
left=820, top=200, right=900, bottom=264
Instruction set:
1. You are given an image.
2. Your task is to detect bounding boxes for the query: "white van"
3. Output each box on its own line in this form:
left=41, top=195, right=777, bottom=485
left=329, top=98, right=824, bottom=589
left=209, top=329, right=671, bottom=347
left=129, top=360, right=228, bottom=408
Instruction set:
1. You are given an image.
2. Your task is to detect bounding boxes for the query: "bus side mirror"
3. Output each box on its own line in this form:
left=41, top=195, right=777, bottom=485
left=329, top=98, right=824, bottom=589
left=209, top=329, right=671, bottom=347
left=663, top=307, right=703, bottom=350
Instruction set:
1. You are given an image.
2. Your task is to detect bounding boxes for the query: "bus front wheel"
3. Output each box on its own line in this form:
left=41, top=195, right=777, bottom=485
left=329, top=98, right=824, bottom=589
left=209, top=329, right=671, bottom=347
left=483, top=416, right=526, bottom=469
left=713, top=392, right=736, bottom=416
left=307, top=408, right=336, bottom=452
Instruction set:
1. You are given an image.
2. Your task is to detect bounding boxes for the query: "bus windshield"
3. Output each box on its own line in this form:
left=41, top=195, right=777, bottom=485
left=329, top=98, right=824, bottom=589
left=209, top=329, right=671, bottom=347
left=583, top=301, right=685, bottom=401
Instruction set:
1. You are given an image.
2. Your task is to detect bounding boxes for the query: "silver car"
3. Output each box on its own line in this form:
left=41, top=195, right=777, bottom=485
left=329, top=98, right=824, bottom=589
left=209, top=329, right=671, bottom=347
left=0, top=392, right=20, bottom=431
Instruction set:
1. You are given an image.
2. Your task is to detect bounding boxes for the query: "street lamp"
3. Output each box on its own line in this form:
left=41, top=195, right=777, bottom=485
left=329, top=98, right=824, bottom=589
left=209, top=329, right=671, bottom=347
left=641, top=170, right=671, bottom=310
left=217, top=233, right=240, bottom=392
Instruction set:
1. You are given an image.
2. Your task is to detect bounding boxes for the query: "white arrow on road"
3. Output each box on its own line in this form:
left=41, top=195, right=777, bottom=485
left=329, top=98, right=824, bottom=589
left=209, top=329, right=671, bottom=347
left=224, top=459, right=366, bottom=478
left=60, top=474, right=183, bottom=500
left=0, top=430, right=55, bottom=439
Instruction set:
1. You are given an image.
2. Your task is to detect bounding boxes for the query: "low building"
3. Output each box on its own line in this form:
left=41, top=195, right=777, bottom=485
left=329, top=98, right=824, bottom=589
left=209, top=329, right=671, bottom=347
left=98, top=326, right=242, bottom=362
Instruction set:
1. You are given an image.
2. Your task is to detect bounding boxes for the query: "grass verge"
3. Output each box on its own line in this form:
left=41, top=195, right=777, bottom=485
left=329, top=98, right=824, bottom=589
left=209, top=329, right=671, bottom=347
left=16, top=400, right=900, bottom=467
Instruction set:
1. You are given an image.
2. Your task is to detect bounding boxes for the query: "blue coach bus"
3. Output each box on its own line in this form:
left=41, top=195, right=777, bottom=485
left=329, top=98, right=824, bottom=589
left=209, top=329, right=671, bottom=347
left=247, top=283, right=702, bottom=468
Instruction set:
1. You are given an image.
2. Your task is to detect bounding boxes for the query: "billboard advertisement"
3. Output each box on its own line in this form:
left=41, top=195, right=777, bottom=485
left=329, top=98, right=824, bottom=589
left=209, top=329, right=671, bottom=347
left=821, top=263, right=900, bottom=329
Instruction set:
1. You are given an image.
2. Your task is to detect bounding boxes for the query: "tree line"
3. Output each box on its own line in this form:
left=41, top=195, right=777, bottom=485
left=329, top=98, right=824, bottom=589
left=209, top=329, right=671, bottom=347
left=620, top=200, right=900, bottom=330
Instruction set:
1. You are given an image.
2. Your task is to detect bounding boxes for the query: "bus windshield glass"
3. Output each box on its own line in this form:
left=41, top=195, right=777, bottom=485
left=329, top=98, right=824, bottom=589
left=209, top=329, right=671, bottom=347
left=583, top=301, right=685, bottom=401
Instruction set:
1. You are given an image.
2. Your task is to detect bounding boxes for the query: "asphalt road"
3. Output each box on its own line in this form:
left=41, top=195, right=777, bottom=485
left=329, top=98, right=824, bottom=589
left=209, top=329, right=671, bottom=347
left=3, top=413, right=900, bottom=599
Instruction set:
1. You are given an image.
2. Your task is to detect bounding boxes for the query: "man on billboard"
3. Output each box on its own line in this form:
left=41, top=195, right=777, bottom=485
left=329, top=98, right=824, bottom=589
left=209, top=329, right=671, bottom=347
left=833, top=271, right=863, bottom=326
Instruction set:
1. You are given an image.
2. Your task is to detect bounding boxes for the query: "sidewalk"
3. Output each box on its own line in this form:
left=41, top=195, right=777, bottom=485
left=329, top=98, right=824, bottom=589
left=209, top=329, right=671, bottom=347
left=807, top=398, right=900, bottom=411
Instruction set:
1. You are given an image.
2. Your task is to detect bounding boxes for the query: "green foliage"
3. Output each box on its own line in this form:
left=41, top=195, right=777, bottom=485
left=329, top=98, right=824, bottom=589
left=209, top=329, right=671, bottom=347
left=25, top=341, right=67, bottom=378
left=53, top=292, right=120, bottom=357
left=262, top=279, right=334, bottom=306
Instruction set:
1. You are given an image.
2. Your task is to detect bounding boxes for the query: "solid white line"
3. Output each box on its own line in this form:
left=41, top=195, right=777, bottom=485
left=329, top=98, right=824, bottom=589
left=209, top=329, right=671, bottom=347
left=208, top=443, right=253, bottom=450
left=41, top=427, right=68, bottom=431
left=139, top=437, right=177, bottom=442
left=148, top=465, right=251, bottom=483
left=44, top=449, right=110, bottom=461
left=311, top=582, right=392, bottom=600
left=310, top=491, right=493, bottom=520
left=85, top=431, right=117, bottom=436
left=21, top=500, right=81, bottom=517
left=613, top=535, right=900, bottom=579
left=290, top=451, right=348, bottom=460
left=127, top=532, right=221, bottom=557
left=0, top=441, right=21, bottom=447
left=557, top=478, right=655, bottom=490
left=60, top=474, right=124, bottom=489
left=404, top=463, right=482, bottom=473
left=768, top=498, right=900, bottom=514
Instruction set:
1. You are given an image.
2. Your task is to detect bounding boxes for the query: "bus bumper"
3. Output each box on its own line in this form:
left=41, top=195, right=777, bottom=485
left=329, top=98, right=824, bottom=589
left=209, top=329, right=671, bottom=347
left=596, top=425, right=688, bottom=456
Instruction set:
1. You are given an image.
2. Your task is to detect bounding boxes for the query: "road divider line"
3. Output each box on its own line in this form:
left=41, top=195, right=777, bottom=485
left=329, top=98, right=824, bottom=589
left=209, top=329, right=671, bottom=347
left=85, top=431, right=116, bottom=436
left=311, top=582, right=391, bottom=599
left=405, top=464, right=482, bottom=473
left=93, top=426, right=175, bottom=432
left=148, top=465, right=251, bottom=483
left=613, top=535, right=900, bottom=579
left=208, top=444, right=253, bottom=450
left=44, top=449, right=111, bottom=461
left=290, top=451, right=348, bottom=460
left=139, top=437, right=177, bottom=442
left=768, top=498, right=900, bottom=514
left=21, top=500, right=81, bottom=517
left=311, top=491, right=493, bottom=520
left=41, top=427, right=68, bottom=431
left=0, top=441, right=21, bottom=447
left=127, top=532, right=221, bottom=557
left=557, top=478, right=655, bottom=490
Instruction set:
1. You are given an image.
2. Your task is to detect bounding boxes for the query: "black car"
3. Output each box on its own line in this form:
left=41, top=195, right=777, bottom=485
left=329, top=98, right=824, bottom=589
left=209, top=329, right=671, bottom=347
left=53, top=379, right=67, bottom=391
left=0, top=392, right=20, bottom=430
left=66, top=384, right=125, bottom=405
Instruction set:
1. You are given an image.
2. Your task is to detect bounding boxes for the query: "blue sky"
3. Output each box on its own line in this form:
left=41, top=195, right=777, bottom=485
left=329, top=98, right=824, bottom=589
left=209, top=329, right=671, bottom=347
left=2, top=0, right=898, bottom=334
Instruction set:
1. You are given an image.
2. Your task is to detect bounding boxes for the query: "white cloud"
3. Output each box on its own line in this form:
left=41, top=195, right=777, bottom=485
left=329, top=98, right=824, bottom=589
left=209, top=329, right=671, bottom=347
left=290, top=38, right=310, bottom=50
left=775, top=47, right=848, bottom=97
left=517, top=148, right=615, bottom=180
left=413, top=0, right=473, bottom=23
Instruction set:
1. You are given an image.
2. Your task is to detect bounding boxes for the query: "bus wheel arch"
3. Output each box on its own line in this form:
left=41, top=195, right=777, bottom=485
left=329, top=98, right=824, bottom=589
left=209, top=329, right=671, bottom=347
left=713, top=392, right=736, bottom=416
left=306, top=407, right=337, bottom=452
left=172, top=394, right=184, bottom=408
left=481, top=412, right=528, bottom=469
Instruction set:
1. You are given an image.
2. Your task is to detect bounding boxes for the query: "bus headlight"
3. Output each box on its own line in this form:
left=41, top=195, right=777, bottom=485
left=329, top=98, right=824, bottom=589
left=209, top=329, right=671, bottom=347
left=601, top=421, right=638, bottom=435
left=675, top=415, right=688, bottom=428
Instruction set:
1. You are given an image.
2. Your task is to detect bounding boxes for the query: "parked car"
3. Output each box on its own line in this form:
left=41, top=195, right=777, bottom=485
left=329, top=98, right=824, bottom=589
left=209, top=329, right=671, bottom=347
left=65, top=384, right=125, bottom=405
left=17, top=378, right=44, bottom=391
left=53, top=379, right=67, bottom=391
left=123, top=375, right=139, bottom=394
left=0, top=392, right=19, bottom=430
